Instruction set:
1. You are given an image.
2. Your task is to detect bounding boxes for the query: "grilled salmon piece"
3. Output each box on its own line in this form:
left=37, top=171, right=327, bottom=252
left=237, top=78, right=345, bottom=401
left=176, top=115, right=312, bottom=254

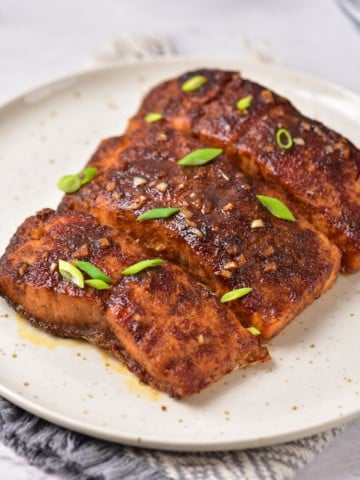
left=59, top=124, right=340, bottom=339
left=0, top=208, right=118, bottom=340
left=128, top=69, right=235, bottom=133
left=130, top=69, right=360, bottom=273
left=107, top=261, right=269, bottom=398
left=0, top=209, right=268, bottom=398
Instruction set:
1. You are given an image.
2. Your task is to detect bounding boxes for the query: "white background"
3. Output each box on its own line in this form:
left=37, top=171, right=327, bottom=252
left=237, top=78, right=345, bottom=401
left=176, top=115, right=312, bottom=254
left=0, top=0, right=359, bottom=479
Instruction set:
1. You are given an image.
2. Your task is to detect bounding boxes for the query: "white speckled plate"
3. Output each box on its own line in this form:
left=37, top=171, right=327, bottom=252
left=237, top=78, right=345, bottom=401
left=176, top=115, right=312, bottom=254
left=0, top=58, right=359, bottom=451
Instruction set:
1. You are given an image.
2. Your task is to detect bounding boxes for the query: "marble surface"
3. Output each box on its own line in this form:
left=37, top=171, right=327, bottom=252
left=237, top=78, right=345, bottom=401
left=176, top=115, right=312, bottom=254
left=0, top=0, right=359, bottom=478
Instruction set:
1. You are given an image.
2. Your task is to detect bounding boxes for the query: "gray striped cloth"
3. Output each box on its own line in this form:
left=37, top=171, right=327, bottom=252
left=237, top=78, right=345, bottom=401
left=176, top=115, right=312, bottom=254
left=0, top=396, right=345, bottom=480
left=0, top=35, right=347, bottom=480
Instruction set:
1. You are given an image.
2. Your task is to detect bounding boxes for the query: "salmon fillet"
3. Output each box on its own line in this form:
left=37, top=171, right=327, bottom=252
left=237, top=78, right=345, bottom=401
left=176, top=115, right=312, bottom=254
left=59, top=124, right=340, bottom=339
left=0, top=208, right=268, bottom=397
left=129, top=69, right=360, bottom=273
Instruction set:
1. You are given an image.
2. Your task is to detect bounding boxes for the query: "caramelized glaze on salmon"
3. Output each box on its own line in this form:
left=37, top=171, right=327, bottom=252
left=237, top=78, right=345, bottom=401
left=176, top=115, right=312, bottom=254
left=1, top=68, right=356, bottom=397
left=0, top=209, right=268, bottom=397
left=60, top=124, right=340, bottom=339
left=130, top=69, right=360, bottom=273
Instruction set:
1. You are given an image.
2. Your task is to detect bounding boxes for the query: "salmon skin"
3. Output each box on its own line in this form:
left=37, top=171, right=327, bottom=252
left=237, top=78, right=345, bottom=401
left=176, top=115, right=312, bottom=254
left=0, top=209, right=269, bottom=398
left=60, top=124, right=340, bottom=340
left=129, top=69, right=360, bottom=273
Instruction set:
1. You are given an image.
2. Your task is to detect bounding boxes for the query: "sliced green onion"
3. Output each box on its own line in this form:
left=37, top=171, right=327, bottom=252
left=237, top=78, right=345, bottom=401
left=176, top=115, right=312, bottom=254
left=57, top=167, right=97, bottom=193
left=256, top=195, right=296, bottom=221
left=57, top=175, right=81, bottom=193
left=246, top=326, right=261, bottom=336
left=73, top=260, right=113, bottom=284
left=58, top=260, right=84, bottom=288
left=84, top=279, right=111, bottom=290
left=276, top=128, right=293, bottom=149
left=237, top=95, right=253, bottom=111
left=220, top=287, right=252, bottom=303
left=177, top=148, right=223, bottom=166
left=78, top=167, right=98, bottom=185
left=144, top=112, right=163, bottom=123
left=181, top=75, right=207, bottom=92
left=122, top=258, right=164, bottom=275
left=137, top=207, right=180, bottom=221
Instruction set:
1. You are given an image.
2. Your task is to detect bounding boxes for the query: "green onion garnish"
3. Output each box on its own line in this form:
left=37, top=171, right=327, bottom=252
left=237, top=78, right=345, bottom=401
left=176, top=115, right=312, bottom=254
left=73, top=260, right=113, bottom=284
left=177, top=148, right=223, bottom=166
left=237, top=95, right=253, bottom=111
left=181, top=75, right=207, bottom=92
left=57, top=175, right=82, bottom=194
left=144, top=112, right=163, bottom=123
left=84, top=279, right=111, bottom=290
left=220, top=287, right=252, bottom=303
left=121, top=258, right=164, bottom=275
left=58, top=260, right=84, bottom=288
left=57, top=167, right=98, bottom=193
left=256, top=195, right=296, bottom=221
left=78, top=167, right=98, bottom=185
left=246, top=326, right=261, bottom=336
left=276, top=128, right=293, bottom=149
left=137, top=207, right=180, bottom=221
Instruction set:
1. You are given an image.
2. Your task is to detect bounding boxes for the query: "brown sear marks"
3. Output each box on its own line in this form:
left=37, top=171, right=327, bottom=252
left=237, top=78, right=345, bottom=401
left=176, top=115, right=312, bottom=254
left=60, top=123, right=340, bottom=340
left=130, top=69, right=360, bottom=273
left=0, top=209, right=268, bottom=398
